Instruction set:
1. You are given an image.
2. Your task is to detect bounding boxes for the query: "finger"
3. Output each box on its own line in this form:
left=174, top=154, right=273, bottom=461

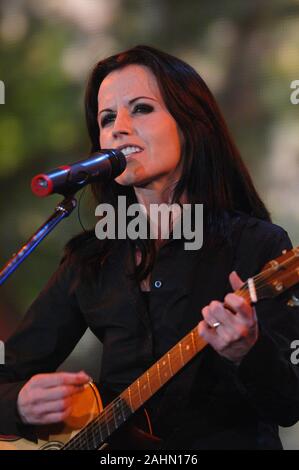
left=33, top=397, right=73, bottom=417
left=202, top=302, right=224, bottom=328
left=202, top=302, right=236, bottom=332
left=229, top=271, right=244, bottom=291
left=36, top=407, right=72, bottom=425
left=198, top=320, right=229, bottom=350
left=202, top=300, right=253, bottom=348
left=224, top=293, right=254, bottom=325
left=201, top=305, right=217, bottom=328
left=29, top=384, right=85, bottom=404
left=199, top=318, right=250, bottom=355
left=30, top=371, right=91, bottom=389
left=198, top=320, right=217, bottom=341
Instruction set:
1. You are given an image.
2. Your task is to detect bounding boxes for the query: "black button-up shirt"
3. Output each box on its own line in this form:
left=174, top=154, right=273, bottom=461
left=1, top=212, right=299, bottom=449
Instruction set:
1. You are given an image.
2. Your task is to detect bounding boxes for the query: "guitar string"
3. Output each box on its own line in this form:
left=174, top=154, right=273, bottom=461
left=63, top=322, right=213, bottom=449
left=63, top=256, right=299, bottom=448
left=62, top=270, right=277, bottom=449
left=63, top=279, right=263, bottom=450
left=63, top=339, right=195, bottom=449
left=62, top=265, right=284, bottom=449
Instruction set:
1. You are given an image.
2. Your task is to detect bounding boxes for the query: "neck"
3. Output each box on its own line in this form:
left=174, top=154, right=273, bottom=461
left=134, top=185, right=174, bottom=213
left=134, top=178, right=188, bottom=211
left=133, top=182, right=188, bottom=246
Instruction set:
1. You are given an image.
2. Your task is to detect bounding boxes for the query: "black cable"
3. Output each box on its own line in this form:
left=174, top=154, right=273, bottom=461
left=77, top=187, right=88, bottom=232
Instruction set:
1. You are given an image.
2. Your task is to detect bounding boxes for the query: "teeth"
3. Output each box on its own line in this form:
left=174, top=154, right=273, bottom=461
left=121, top=146, right=143, bottom=156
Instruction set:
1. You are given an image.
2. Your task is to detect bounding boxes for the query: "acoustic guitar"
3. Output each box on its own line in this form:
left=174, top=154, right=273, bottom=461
left=1, top=246, right=299, bottom=450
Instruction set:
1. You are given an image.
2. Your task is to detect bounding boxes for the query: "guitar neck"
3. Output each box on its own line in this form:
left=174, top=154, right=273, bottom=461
left=121, top=326, right=206, bottom=412
left=62, top=281, right=259, bottom=450
left=64, top=247, right=299, bottom=449
left=63, top=328, right=208, bottom=450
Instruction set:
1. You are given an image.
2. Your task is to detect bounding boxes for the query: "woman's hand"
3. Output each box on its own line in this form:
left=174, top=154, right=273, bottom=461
left=198, top=271, right=258, bottom=364
left=17, top=371, right=91, bottom=425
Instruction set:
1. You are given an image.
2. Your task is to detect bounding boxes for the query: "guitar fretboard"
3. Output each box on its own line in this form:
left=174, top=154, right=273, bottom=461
left=63, top=328, right=207, bottom=450
left=63, top=248, right=299, bottom=450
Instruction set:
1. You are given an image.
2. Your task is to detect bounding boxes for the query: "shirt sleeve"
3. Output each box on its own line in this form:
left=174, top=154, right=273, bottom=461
left=234, top=226, right=299, bottom=426
left=0, top=259, right=87, bottom=438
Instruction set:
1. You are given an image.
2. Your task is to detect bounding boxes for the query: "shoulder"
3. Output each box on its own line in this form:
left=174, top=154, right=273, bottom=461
left=55, top=230, right=102, bottom=288
left=62, top=229, right=112, bottom=268
left=60, top=230, right=127, bottom=287
left=231, top=211, right=291, bottom=247
left=63, top=230, right=98, bottom=258
left=230, top=212, right=293, bottom=275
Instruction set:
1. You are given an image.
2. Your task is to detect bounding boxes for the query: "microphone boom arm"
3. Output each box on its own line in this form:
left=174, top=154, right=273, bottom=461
left=0, top=195, right=77, bottom=286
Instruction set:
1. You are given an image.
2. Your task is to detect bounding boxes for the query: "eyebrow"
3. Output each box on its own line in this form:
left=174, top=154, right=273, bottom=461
left=98, top=96, right=157, bottom=115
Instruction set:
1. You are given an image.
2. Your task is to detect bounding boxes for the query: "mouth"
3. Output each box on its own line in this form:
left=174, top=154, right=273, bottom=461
left=117, top=144, right=144, bottom=158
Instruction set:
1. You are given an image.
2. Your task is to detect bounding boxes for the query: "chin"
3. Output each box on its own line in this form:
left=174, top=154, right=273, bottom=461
left=116, top=175, right=155, bottom=189
left=115, top=163, right=150, bottom=187
left=115, top=171, right=137, bottom=186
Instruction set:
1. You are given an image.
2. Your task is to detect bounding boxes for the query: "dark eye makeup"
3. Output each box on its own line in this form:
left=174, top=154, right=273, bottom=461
left=133, top=103, right=153, bottom=114
left=100, top=113, right=116, bottom=128
left=100, top=103, right=154, bottom=128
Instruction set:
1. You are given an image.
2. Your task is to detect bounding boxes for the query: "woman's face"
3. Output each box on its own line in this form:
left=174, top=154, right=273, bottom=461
left=97, top=64, right=183, bottom=190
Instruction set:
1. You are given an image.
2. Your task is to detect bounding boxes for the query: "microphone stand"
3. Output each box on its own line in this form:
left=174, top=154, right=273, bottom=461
left=0, top=195, right=77, bottom=286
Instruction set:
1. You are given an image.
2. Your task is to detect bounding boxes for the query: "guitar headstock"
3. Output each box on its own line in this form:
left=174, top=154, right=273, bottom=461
left=254, top=246, right=299, bottom=300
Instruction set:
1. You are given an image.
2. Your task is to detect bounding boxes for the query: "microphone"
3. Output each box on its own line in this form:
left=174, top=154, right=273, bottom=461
left=31, top=149, right=126, bottom=197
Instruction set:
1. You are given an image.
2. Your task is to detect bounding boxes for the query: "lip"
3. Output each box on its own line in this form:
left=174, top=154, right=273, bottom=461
left=125, top=152, right=143, bottom=164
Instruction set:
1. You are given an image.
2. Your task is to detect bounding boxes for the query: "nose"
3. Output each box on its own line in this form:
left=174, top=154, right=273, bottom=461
left=112, top=110, right=133, bottom=139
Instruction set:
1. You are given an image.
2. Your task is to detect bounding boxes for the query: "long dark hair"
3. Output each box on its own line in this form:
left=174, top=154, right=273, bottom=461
left=65, top=44, right=270, bottom=282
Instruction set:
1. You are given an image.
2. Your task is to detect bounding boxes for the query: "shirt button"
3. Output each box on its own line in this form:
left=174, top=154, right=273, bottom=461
left=154, top=280, right=162, bottom=288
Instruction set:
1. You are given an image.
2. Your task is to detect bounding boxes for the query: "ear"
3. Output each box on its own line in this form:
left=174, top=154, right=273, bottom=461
left=229, top=270, right=244, bottom=291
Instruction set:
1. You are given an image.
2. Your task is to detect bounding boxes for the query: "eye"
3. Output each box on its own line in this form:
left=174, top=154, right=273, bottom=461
left=100, top=113, right=116, bottom=128
left=133, top=103, right=153, bottom=114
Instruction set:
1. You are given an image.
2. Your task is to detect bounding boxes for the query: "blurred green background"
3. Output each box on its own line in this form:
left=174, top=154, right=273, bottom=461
left=1, top=0, right=299, bottom=449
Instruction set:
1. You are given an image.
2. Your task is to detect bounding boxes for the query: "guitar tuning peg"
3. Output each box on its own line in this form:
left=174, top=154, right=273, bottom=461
left=287, top=295, right=299, bottom=307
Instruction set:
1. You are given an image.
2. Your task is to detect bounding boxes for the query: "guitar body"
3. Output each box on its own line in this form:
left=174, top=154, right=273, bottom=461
left=0, top=382, right=160, bottom=450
